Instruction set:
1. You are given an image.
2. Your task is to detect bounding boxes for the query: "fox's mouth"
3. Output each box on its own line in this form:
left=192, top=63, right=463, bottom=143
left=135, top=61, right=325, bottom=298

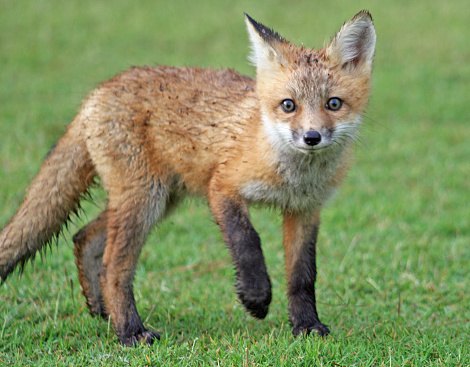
left=294, top=144, right=331, bottom=154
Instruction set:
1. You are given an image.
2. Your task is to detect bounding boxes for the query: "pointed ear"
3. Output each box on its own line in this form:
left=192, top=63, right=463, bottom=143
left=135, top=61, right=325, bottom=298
left=244, top=13, right=286, bottom=72
left=327, top=10, right=376, bottom=72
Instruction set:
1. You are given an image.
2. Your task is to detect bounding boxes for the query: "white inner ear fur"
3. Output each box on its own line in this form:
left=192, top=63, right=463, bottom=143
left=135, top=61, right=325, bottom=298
left=245, top=19, right=283, bottom=72
left=328, top=17, right=376, bottom=67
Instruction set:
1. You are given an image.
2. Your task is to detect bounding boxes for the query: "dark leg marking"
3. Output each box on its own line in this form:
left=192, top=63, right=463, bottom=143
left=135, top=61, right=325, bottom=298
left=221, top=200, right=272, bottom=319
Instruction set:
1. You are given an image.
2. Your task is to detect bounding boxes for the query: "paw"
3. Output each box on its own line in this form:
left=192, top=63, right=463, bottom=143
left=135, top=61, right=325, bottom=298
left=120, top=330, right=161, bottom=347
left=237, top=279, right=272, bottom=319
left=293, top=323, right=330, bottom=337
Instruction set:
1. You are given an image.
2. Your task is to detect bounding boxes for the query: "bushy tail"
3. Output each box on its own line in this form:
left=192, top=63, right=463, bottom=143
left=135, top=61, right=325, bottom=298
left=0, top=128, right=95, bottom=281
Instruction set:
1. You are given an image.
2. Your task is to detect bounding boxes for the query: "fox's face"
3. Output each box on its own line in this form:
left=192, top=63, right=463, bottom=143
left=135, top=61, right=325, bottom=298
left=245, top=12, right=376, bottom=155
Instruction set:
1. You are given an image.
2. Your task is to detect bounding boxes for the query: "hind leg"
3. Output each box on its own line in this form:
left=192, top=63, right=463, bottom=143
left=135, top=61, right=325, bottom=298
left=101, top=181, right=168, bottom=346
left=73, top=211, right=108, bottom=318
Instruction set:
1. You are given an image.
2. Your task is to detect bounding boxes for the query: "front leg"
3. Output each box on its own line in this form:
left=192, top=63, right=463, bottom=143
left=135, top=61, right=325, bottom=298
left=208, top=188, right=272, bottom=319
left=283, top=210, right=330, bottom=337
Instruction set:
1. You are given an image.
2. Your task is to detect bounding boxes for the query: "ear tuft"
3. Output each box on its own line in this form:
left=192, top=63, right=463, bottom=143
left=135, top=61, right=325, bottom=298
left=244, top=13, right=285, bottom=45
left=327, top=10, right=376, bottom=70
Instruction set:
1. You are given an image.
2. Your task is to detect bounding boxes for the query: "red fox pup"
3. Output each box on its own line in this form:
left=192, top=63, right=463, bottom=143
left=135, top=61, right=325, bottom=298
left=0, top=11, right=376, bottom=345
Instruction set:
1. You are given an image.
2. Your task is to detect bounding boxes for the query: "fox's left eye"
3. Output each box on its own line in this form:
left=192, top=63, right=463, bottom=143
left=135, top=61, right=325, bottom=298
left=281, top=99, right=296, bottom=113
left=326, top=97, right=343, bottom=111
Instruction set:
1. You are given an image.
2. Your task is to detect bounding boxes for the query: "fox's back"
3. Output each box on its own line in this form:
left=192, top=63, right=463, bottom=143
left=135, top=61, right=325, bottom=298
left=78, top=66, right=259, bottom=193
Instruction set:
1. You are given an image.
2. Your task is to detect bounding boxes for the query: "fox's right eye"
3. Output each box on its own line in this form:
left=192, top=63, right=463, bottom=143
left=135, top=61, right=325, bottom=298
left=281, top=99, right=296, bottom=113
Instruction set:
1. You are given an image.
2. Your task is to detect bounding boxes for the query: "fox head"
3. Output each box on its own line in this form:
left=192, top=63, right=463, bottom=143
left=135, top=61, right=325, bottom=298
left=245, top=11, right=376, bottom=155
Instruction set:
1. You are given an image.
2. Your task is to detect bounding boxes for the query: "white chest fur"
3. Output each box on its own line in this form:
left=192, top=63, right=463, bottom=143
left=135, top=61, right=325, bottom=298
left=240, top=149, right=343, bottom=212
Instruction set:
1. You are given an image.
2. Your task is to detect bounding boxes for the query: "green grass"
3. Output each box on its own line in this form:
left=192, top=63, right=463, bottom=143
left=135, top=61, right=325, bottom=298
left=1, top=0, right=469, bottom=365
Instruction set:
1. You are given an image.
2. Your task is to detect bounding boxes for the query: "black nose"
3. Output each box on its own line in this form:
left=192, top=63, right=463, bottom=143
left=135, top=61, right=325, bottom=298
left=303, top=130, right=322, bottom=146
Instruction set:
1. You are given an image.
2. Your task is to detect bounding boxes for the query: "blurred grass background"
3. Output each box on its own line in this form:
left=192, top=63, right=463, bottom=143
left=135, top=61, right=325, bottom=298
left=1, top=0, right=469, bottom=365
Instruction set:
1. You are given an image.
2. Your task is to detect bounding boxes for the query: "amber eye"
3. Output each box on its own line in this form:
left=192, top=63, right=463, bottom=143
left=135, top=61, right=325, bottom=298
left=281, top=99, right=296, bottom=113
left=326, top=97, right=343, bottom=111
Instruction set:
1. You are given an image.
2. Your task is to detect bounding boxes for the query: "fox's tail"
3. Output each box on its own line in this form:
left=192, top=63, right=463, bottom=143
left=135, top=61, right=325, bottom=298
left=0, top=126, right=95, bottom=281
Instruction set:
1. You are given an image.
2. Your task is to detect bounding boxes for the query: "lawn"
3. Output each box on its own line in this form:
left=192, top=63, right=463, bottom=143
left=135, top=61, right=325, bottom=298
left=1, top=0, right=469, bottom=365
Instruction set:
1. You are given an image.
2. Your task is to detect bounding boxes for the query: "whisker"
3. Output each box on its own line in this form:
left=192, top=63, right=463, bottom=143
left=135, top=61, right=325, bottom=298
left=362, top=114, right=390, bottom=132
